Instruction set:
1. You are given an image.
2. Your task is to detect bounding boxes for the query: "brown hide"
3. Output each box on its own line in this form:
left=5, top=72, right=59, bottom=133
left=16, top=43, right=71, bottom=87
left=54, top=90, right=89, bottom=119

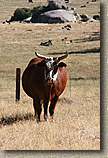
left=22, top=57, right=67, bottom=121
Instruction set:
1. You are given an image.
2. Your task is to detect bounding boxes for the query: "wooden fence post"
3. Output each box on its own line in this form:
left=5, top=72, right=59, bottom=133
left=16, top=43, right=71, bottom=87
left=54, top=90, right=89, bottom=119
left=16, top=68, right=21, bottom=101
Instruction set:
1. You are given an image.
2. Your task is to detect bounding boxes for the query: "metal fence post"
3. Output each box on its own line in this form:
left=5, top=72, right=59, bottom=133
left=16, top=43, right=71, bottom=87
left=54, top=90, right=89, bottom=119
left=16, top=68, right=21, bottom=101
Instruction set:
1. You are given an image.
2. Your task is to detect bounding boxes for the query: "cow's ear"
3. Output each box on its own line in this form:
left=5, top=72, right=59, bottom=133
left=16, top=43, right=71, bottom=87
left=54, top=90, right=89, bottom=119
left=58, top=62, right=67, bottom=67
left=37, top=60, right=46, bottom=68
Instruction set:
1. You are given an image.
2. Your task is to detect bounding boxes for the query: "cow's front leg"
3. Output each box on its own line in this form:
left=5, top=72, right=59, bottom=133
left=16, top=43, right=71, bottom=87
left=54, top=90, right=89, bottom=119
left=49, top=95, right=59, bottom=119
left=44, top=100, right=50, bottom=121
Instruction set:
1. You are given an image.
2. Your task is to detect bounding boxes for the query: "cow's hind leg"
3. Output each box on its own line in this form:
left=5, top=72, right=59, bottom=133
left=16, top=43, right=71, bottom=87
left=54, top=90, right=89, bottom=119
left=33, top=98, right=42, bottom=122
left=49, top=95, right=59, bottom=119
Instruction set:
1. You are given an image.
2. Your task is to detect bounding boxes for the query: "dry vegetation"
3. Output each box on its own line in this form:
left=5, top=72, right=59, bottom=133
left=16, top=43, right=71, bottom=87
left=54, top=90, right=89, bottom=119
left=0, top=0, right=100, bottom=150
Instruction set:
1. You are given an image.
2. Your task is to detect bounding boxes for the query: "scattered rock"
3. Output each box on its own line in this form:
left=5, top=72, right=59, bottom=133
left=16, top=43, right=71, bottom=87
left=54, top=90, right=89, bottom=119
left=3, top=20, right=11, bottom=24
left=93, top=15, right=100, bottom=20
left=81, top=5, right=86, bottom=8
left=80, top=14, right=89, bottom=21
left=88, top=17, right=94, bottom=22
left=62, top=37, right=68, bottom=41
left=71, top=7, right=75, bottom=10
left=62, top=24, right=72, bottom=30
left=40, top=40, right=52, bottom=46
left=80, top=14, right=94, bottom=22
left=64, top=40, right=72, bottom=44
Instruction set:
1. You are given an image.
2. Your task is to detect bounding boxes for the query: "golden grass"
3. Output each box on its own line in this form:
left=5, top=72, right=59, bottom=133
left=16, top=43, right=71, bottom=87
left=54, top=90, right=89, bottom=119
left=0, top=88, right=100, bottom=150
left=0, top=79, right=100, bottom=150
left=0, top=0, right=100, bottom=150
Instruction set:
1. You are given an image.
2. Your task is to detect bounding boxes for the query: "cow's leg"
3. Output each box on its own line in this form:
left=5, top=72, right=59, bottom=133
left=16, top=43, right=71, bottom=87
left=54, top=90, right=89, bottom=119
left=49, top=95, right=59, bottom=119
left=33, top=98, right=42, bottom=122
left=44, top=100, right=49, bottom=121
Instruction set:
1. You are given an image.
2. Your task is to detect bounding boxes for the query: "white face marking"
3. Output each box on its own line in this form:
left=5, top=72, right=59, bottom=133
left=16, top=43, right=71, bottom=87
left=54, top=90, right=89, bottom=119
left=47, top=70, right=53, bottom=79
left=46, top=58, right=54, bottom=70
left=45, top=57, right=58, bottom=82
left=53, top=71, right=58, bottom=81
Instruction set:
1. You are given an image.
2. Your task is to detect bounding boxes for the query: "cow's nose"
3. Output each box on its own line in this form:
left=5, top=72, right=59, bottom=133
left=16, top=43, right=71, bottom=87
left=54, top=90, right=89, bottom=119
left=46, top=77, right=53, bottom=84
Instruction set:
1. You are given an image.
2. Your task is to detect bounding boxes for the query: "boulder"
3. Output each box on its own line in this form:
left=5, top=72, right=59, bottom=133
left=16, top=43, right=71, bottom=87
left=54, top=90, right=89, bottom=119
left=62, top=24, right=72, bottom=30
left=48, top=0, right=67, bottom=10
left=93, top=15, right=100, bottom=20
left=80, top=14, right=94, bottom=22
left=33, top=9, right=76, bottom=23
left=80, top=14, right=89, bottom=21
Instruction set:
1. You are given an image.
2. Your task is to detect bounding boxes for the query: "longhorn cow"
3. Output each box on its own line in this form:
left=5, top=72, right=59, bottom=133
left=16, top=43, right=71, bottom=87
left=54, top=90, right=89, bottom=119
left=22, top=52, right=68, bottom=122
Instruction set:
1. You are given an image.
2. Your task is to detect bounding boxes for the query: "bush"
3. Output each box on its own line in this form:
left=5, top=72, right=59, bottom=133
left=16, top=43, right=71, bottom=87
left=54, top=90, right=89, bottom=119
left=31, top=6, right=45, bottom=20
left=10, top=8, right=32, bottom=21
left=9, top=5, right=51, bottom=22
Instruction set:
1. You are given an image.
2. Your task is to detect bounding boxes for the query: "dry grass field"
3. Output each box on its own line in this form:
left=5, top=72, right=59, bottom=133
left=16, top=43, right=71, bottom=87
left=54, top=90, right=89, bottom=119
left=0, top=0, right=100, bottom=150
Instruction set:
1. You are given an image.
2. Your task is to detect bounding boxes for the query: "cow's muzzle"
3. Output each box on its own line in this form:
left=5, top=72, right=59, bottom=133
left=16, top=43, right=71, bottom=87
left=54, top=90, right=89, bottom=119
left=46, top=77, right=53, bottom=85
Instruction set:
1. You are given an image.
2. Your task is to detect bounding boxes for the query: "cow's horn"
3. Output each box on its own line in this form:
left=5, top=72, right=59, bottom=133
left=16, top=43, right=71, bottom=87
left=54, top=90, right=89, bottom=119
left=35, top=52, right=49, bottom=59
left=58, top=51, right=68, bottom=61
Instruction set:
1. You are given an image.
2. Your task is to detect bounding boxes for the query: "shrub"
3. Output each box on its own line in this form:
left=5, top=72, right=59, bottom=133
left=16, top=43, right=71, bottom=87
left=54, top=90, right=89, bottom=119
left=31, top=6, right=45, bottom=20
left=9, top=5, right=51, bottom=22
left=10, top=8, right=32, bottom=21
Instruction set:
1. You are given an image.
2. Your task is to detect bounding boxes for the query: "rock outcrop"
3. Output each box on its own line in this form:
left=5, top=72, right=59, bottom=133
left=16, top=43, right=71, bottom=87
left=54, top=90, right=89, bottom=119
left=31, top=0, right=77, bottom=23
left=32, top=9, right=76, bottom=23
left=48, top=0, right=67, bottom=10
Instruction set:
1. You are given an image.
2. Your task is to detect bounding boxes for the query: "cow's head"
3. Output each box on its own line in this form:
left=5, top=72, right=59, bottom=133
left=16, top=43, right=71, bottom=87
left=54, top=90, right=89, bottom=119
left=35, top=52, right=68, bottom=84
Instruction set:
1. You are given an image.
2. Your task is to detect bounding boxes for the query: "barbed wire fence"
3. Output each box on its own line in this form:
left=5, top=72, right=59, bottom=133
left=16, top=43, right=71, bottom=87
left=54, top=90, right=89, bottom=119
left=0, top=68, right=100, bottom=103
